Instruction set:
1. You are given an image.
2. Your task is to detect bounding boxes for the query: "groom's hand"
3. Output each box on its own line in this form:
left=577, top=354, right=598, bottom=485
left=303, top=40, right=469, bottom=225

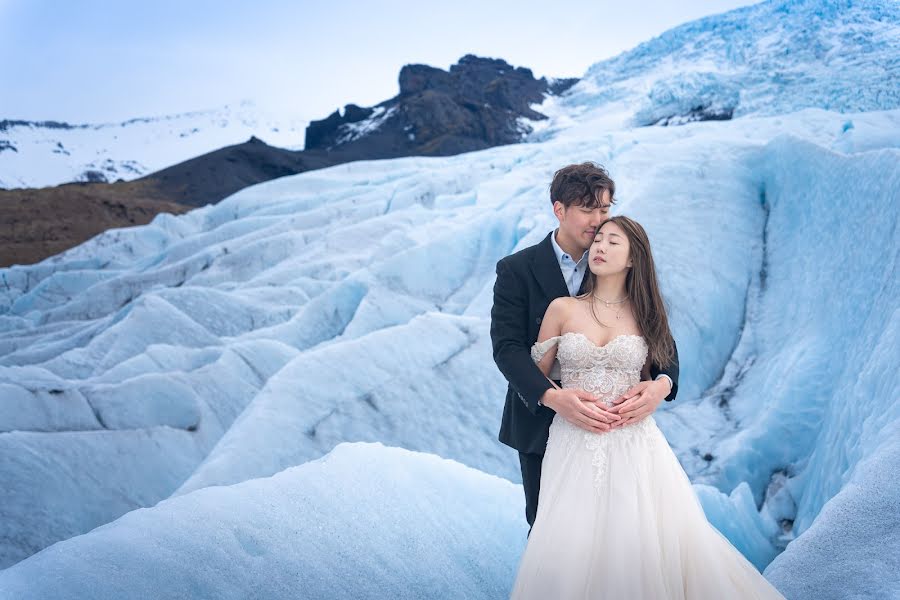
left=608, top=379, right=670, bottom=427
left=541, top=388, right=621, bottom=434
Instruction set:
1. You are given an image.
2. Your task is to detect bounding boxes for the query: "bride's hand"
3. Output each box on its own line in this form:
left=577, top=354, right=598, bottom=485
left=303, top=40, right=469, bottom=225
left=542, top=388, right=621, bottom=433
left=608, top=379, right=669, bottom=427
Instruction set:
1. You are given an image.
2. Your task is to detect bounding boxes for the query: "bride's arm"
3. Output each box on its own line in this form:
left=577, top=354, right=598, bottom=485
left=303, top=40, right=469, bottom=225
left=533, top=298, right=568, bottom=377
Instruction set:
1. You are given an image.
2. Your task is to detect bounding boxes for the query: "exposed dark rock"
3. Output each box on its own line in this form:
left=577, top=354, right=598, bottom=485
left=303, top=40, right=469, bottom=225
left=548, top=77, right=579, bottom=96
left=80, top=170, right=108, bottom=183
left=146, top=136, right=338, bottom=207
left=306, top=54, right=578, bottom=156
left=304, top=104, right=375, bottom=149
left=652, top=105, right=734, bottom=127
left=0, top=119, right=80, bottom=132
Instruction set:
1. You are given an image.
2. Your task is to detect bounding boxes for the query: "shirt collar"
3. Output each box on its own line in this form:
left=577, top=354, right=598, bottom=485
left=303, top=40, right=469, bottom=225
left=551, top=228, right=588, bottom=265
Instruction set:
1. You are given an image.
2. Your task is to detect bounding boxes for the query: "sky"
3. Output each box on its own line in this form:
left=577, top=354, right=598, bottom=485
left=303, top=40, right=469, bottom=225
left=0, top=0, right=758, bottom=124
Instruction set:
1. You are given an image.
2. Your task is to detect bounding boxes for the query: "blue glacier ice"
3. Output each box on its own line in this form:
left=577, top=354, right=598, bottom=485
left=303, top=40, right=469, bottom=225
left=0, top=443, right=528, bottom=600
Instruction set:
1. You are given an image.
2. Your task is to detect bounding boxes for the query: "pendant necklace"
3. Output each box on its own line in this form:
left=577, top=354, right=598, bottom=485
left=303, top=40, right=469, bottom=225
left=593, top=293, right=628, bottom=320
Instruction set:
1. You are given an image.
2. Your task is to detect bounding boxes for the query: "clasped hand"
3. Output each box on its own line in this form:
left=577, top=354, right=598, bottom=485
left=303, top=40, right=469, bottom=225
left=607, top=378, right=669, bottom=428
left=544, top=378, right=669, bottom=433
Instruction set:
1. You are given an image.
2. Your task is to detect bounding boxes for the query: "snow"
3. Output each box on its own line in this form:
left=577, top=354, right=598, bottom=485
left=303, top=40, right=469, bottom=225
left=0, top=0, right=898, bottom=597
left=334, top=106, right=398, bottom=146
left=0, top=101, right=308, bottom=189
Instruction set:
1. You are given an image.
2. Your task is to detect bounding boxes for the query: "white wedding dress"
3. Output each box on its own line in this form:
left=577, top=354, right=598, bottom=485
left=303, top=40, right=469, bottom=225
left=510, top=332, right=786, bottom=600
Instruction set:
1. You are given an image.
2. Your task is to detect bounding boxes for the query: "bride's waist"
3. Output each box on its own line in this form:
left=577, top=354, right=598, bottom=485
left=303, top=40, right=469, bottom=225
left=560, top=381, right=640, bottom=405
left=552, top=413, right=658, bottom=437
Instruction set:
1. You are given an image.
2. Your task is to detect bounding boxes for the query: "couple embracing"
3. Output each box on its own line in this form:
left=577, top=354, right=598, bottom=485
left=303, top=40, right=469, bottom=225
left=491, top=163, right=785, bottom=599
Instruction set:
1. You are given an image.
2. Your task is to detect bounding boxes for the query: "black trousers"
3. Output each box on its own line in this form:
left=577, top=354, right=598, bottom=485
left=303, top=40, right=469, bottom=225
left=518, top=379, right=560, bottom=534
left=518, top=451, right=544, bottom=534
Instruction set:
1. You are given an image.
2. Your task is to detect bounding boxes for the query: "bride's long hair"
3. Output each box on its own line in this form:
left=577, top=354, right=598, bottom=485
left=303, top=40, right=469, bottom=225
left=580, top=215, right=675, bottom=368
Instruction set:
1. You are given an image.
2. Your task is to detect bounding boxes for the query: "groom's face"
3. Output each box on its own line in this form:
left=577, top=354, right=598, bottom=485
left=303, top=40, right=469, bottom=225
left=554, top=189, right=612, bottom=252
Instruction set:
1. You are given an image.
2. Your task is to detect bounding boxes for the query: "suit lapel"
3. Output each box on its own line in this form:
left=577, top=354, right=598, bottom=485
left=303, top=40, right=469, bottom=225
left=530, top=231, right=570, bottom=300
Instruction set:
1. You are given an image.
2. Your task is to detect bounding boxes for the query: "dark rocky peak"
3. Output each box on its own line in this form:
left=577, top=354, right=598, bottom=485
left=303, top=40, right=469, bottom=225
left=449, top=54, right=537, bottom=84
left=398, top=64, right=453, bottom=96
left=305, top=54, right=579, bottom=155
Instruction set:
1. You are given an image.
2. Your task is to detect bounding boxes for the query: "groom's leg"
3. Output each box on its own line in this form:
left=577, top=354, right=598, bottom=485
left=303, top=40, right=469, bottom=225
left=518, top=451, right=544, bottom=532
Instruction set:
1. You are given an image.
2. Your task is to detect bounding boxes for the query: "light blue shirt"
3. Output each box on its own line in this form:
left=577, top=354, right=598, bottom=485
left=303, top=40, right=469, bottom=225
left=550, top=228, right=588, bottom=296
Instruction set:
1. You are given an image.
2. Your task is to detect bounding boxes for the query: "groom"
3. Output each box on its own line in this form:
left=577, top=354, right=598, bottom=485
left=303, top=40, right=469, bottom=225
left=491, top=162, right=680, bottom=529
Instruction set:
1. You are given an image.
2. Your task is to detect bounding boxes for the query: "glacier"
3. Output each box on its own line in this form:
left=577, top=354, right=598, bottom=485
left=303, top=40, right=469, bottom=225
left=1, top=0, right=899, bottom=597
left=0, top=442, right=528, bottom=600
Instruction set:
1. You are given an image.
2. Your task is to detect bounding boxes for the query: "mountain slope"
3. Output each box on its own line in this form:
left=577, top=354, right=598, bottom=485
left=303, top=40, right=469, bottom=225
left=0, top=102, right=307, bottom=190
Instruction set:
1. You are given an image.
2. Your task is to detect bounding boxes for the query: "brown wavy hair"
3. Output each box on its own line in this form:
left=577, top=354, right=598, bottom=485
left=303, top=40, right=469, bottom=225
left=580, top=215, right=675, bottom=368
left=549, top=162, right=616, bottom=209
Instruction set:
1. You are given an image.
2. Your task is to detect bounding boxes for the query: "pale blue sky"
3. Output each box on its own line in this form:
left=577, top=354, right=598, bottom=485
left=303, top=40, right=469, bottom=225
left=0, top=0, right=757, bottom=123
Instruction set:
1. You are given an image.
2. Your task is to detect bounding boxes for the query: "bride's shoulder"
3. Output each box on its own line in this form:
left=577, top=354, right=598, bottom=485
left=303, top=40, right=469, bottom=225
left=547, top=296, right=578, bottom=316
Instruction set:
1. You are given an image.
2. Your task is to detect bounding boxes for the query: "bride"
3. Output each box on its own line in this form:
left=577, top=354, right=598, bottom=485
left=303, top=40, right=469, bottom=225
left=510, top=216, right=785, bottom=599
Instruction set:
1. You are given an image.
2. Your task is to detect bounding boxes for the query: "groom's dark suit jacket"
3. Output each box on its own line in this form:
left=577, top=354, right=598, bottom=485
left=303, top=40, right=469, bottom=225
left=492, top=231, right=680, bottom=455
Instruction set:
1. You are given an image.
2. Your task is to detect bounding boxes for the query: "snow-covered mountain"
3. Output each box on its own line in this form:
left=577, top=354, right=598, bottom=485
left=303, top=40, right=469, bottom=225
left=0, top=101, right=308, bottom=189
left=528, top=0, right=900, bottom=138
left=1, top=0, right=898, bottom=598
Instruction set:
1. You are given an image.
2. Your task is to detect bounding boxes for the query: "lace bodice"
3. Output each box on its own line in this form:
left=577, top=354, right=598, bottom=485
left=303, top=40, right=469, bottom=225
left=531, top=332, right=648, bottom=408
left=531, top=332, right=658, bottom=493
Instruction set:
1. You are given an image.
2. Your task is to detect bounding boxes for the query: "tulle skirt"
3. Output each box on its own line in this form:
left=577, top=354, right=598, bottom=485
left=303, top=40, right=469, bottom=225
left=510, top=415, right=786, bottom=600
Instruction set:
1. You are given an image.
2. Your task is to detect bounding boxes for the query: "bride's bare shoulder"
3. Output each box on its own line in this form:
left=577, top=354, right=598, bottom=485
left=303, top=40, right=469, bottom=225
left=546, top=296, right=579, bottom=317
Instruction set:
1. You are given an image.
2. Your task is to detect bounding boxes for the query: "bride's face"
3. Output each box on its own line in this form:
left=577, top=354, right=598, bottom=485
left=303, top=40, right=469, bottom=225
left=589, top=221, right=632, bottom=276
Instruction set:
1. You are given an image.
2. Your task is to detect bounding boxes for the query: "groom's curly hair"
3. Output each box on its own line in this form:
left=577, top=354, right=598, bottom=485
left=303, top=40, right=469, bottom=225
left=549, top=162, right=616, bottom=208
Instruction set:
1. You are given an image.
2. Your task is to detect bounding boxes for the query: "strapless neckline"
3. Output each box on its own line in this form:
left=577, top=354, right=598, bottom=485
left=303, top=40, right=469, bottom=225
left=559, top=331, right=644, bottom=350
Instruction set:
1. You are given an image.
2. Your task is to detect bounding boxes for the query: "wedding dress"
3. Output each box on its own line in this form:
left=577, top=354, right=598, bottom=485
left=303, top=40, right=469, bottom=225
left=510, top=332, right=786, bottom=599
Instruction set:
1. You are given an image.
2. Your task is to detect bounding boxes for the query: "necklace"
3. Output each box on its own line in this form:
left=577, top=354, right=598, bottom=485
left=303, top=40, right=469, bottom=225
left=592, top=293, right=627, bottom=307
left=593, top=293, right=628, bottom=320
